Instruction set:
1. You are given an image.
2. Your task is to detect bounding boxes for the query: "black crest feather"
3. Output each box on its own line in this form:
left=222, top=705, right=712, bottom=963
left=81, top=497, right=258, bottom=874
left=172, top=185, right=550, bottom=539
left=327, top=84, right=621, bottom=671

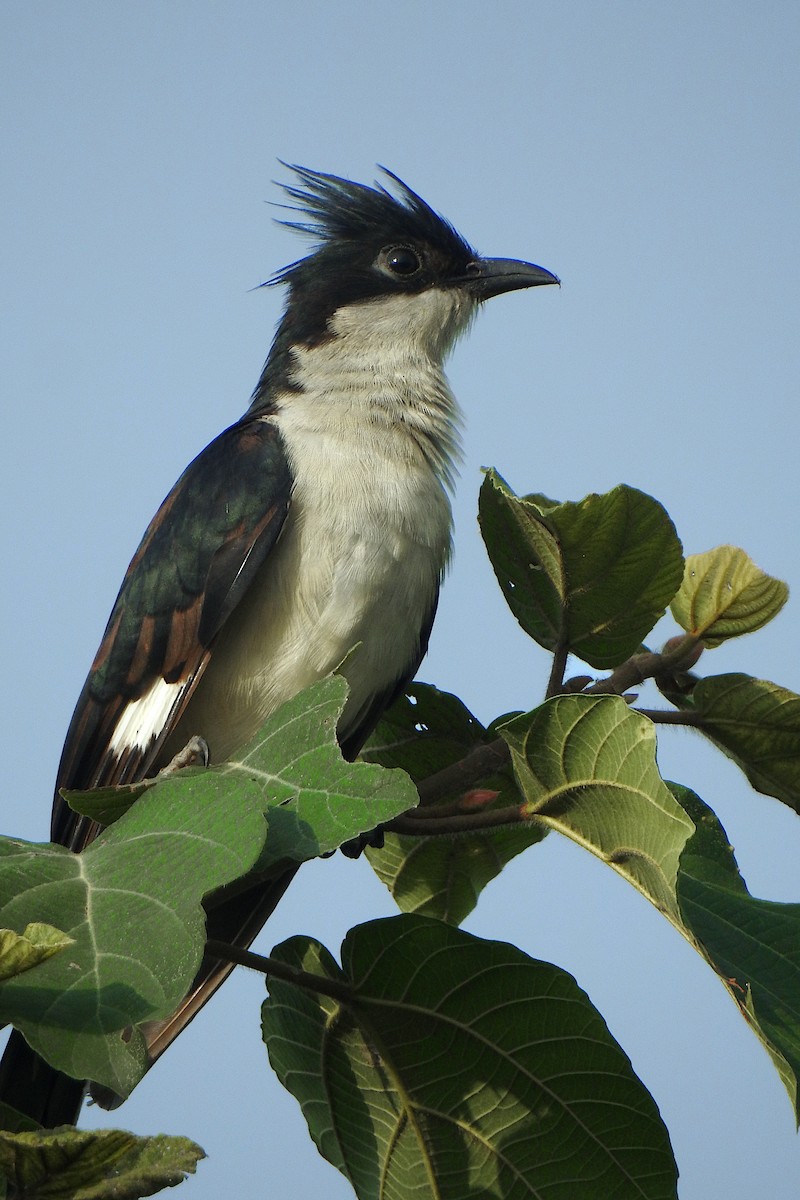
left=271, top=164, right=475, bottom=286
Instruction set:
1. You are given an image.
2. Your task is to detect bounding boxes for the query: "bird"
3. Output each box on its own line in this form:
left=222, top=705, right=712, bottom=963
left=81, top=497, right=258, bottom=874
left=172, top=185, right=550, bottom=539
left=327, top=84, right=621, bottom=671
left=0, top=165, right=558, bottom=1128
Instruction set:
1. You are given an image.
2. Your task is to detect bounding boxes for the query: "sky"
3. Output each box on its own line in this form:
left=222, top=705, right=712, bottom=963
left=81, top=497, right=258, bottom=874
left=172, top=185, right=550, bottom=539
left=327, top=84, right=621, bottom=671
left=2, top=2, right=800, bottom=1197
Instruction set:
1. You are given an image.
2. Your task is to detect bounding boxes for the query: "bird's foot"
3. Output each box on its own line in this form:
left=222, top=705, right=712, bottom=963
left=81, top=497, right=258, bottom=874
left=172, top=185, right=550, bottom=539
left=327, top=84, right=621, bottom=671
left=159, top=735, right=210, bottom=776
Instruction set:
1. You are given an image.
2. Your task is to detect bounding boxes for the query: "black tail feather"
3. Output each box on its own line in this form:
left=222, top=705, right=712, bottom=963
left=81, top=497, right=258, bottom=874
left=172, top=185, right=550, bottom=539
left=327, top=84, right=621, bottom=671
left=0, top=1031, right=85, bottom=1129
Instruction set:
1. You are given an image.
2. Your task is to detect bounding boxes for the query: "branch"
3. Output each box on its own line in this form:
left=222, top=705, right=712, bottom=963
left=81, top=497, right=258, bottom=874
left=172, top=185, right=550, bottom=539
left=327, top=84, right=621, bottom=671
left=411, top=640, right=702, bottom=808
left=399, top=637, right=704, bottom=838
left=206, top=939, right=354, bottom=1004
left=583, top=635, right=704, bottom=697
left=635, top=708, right=705, bottom=726
left=415, top=738, right=510, bottom=807
left=388, top=803, right=527, bottom=838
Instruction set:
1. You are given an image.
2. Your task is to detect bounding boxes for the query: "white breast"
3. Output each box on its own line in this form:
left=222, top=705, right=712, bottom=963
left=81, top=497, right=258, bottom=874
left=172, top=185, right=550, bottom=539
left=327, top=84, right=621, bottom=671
left=170, top=289, right=471, bottom=762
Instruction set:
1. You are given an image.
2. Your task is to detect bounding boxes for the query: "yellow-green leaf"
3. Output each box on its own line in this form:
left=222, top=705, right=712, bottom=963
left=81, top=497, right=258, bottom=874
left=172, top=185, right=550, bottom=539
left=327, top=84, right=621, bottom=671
left=0, top=924, right=74, bottom=983
left=670, top=546, right=788, bottom=646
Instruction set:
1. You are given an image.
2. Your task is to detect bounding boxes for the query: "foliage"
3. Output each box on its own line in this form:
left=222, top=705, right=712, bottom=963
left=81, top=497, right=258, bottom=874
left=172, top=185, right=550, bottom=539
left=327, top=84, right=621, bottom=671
left=1, top=476, right=798, bottom=1198
left=0, top=1128, right=203, bottom=1199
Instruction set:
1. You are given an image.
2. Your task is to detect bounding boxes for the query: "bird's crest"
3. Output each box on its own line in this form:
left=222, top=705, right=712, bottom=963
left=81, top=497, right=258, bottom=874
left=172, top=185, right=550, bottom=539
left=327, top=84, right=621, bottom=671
left=270, top=164, right=475, bottom=285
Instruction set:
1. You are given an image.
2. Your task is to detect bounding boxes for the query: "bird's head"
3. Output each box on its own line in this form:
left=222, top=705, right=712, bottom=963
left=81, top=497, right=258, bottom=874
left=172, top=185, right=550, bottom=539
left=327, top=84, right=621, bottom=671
left=267, top=165, right=559, bottom=358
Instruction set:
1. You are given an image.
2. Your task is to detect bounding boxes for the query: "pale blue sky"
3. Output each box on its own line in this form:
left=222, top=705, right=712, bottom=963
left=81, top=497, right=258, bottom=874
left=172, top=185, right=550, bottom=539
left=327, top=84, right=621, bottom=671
left=3, top=3, right=800, bottom=1197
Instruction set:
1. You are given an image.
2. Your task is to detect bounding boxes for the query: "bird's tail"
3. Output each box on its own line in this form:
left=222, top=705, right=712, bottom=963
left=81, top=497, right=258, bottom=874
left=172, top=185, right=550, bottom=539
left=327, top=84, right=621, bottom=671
left=0, top=1031, right=85, bottom=1129
left=137, top=865, right=300, bottom=1076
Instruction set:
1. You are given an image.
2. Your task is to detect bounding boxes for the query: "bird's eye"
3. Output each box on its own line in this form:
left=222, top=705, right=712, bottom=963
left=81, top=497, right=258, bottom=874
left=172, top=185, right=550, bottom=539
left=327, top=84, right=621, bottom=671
left=381, top=246, right=422, bottom=277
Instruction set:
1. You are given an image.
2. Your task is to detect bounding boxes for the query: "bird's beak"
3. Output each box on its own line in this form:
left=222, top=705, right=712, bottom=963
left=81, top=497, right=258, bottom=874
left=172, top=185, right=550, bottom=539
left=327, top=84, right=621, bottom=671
left=462, top=257, right=560, bottom=300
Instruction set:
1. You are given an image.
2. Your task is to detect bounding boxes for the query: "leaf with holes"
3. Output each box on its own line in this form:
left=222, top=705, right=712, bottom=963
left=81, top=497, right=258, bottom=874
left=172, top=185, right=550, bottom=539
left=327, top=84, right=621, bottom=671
left=478, top=472, right=683, bottom=668
left=362, top=684, right=543, bottom=924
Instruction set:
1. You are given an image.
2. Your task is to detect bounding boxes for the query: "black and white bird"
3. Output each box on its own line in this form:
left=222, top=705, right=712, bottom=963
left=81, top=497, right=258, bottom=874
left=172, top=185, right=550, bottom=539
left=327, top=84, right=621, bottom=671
left=0, top=166, right=558, bottom=1127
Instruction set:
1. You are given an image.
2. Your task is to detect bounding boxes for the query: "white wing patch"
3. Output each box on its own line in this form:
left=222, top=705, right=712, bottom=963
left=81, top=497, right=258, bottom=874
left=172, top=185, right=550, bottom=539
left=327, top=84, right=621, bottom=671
left=108, top=678, right=185, bottom=756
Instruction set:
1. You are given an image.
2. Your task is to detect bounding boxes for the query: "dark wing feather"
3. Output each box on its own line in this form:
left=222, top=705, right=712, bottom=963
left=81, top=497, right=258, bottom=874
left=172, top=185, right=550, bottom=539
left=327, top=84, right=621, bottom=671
left=52, top=414, right=292, bottom=846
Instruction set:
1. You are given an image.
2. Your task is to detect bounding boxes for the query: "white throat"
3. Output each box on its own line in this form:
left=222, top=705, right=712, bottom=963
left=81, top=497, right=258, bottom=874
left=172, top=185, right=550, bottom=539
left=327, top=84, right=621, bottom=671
left=282, top=288, right=476, bottom=487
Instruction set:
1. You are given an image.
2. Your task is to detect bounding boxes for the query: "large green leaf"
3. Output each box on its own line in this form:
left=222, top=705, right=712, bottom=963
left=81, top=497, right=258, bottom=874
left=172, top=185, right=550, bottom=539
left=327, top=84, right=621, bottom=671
left=363, top=685, right=543, bottom=925
left=4, top=678, right=415, bottom=1098
left=67, top=677, right=417, bottom=867
left=498, top=695, right=800, bottom=1117
left=670, top=546, right=788, bottom=646
left=478, top=472, right=684, bottom=669
left=684, top=674, right=800, bottom=812
left=675, top=786, right=800, bottom=1117
left=500, top=695, right=695, bottom=920
left=263, top=915, right=678, bottom=1199
left=0, top=1127, right=203, bottom=1199
left=0, top=781, right=267, bottom=1097
left=216, top=676, right=418, bottom=871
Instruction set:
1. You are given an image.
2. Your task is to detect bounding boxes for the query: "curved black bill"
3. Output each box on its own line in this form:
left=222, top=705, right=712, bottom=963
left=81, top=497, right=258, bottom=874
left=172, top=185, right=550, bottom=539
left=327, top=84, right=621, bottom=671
left=463, top=256, right=560, bottom=300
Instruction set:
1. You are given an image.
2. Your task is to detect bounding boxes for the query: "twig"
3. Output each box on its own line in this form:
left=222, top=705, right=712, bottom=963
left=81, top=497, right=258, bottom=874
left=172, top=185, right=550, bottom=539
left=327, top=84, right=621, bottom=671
left=634, top=708, right=704, bottom=726
left=583, top=635, right=703, bottom=697
left=415, top=739, right=510, bottom=807
left=401, top=636, right=704, bottom=837
left=545, top=639, right=569, bottom=698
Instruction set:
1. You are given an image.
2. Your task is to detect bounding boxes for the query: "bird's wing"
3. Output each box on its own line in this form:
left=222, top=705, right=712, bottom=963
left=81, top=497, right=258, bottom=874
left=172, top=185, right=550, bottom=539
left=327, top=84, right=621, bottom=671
left=135, top=595, right=441, bottom=1077
left=52, top=414, right=293, bottom=848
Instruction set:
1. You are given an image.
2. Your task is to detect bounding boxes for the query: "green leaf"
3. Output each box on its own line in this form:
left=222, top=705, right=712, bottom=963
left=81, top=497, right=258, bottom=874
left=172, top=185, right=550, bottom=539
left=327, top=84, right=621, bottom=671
left=500, top=695, right=695, bottom=920
left=263, top=915, right=678, bottom=1199
left=218, top=675, right=419, bottom=871
left=0, top=925, right=73, bottom=983
left=688, top=674, right=800, bottom=812
left=498, top=696, right=800, bottom=1118
left=63, top=783, right=150, bottom=827
left=1, top=678, right=414, bottom=1100
left=478, top=472, right=684, bottom=668
left=0, top=780, right=267, bottom=1098
left=65, top=677, right=416, bottom=857
left=670, top=546, right=788, bottom=646
left=0, top=1127, right=203, bottom=1199
left=363, top=685, right=543, bottom=925
left=675, top=786, right=800, bottom=1117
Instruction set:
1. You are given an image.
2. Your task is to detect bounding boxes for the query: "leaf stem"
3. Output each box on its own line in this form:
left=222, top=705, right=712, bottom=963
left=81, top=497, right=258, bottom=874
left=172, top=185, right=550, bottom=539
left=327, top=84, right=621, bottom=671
left=206, top=939, right=354, bottom=1004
